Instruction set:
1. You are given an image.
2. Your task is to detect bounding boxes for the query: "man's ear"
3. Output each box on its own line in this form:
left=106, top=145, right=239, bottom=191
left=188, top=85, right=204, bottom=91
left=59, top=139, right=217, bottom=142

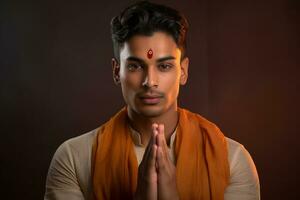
left=180, top=57, right=189, bottom=85
left=112, top=58, right=121, bottom=85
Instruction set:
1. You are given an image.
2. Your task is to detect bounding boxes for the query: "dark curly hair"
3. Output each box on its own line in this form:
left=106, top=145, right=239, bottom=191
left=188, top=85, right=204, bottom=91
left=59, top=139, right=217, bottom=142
left=111, top=1, right=189, bottom=61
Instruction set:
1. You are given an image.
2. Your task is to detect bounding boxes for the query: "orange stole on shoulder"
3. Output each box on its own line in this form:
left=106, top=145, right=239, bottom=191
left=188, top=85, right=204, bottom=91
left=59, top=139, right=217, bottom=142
left=92, top=107, right=229, bottom=200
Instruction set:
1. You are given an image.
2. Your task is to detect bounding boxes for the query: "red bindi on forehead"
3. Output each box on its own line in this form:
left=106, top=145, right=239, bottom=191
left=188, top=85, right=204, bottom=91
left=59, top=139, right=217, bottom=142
left=147, top=49, right=153, bottom=59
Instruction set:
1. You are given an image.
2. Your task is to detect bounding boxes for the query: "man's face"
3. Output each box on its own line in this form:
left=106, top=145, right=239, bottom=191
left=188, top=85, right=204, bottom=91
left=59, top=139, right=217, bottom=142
left=113, top=31, right=188, bottom=118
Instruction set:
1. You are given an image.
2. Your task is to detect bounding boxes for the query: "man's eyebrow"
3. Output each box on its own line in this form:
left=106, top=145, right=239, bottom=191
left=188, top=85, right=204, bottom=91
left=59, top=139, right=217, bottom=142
left=126, top=56, right=146, bottom=64
left=126, top=55, right=175, bottom=64
left=156, top=56, right=176, bottom=63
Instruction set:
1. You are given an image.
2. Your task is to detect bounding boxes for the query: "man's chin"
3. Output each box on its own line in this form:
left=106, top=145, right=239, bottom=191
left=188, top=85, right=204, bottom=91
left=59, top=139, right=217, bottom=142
left=135, top=106, right=164, bottom=118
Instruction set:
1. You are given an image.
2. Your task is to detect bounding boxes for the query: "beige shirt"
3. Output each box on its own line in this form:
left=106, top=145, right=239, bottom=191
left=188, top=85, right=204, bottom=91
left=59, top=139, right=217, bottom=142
left=44, top=127, right=260, bottom=200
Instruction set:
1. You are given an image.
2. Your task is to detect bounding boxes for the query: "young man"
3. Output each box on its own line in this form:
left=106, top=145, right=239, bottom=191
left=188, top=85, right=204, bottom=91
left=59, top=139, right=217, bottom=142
left=45, top=1, right=260, bottom=200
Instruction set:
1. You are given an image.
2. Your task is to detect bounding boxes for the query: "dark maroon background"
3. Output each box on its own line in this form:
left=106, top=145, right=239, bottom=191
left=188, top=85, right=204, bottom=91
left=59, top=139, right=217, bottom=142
left=1, top=0, right=299, bottom=199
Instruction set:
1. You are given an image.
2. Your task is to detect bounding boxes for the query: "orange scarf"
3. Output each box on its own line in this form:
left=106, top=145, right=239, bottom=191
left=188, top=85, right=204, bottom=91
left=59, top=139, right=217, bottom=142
left=92, top=107, right=229, bottom=200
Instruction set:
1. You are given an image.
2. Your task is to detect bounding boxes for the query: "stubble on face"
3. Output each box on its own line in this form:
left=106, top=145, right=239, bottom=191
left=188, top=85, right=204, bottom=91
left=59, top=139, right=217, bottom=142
left=118, top=32, right=183, bottom=119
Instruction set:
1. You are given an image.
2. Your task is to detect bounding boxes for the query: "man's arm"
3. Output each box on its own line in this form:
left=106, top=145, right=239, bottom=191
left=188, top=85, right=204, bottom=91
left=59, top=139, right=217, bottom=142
left=225, top=139, right=260, bottom=200
left=44, top=141, right=85, bottom=200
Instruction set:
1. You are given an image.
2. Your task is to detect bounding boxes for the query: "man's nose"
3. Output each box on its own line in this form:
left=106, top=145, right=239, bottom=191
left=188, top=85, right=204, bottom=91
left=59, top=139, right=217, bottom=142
left=142, top=66, right=158, bottom=88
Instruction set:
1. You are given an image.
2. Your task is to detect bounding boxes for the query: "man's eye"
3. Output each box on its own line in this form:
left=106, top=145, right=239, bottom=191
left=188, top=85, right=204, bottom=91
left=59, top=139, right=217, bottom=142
left=127, top=64, right=142, bottom=71
left=158, top=63, right=173, bottom=71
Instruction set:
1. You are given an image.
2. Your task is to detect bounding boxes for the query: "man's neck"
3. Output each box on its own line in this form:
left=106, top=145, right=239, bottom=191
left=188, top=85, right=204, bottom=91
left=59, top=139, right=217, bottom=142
left=127, top=105, right=179, bottom=146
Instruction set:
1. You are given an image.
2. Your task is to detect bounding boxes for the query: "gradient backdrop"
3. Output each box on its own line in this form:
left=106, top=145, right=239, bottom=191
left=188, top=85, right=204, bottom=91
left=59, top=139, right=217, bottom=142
left=1, top=0, right=299, bottom=199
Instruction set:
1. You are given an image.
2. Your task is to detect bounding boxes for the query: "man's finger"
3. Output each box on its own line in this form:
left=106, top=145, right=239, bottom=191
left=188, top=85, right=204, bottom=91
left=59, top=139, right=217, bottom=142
left=141, top=123, right=158, bottom=165
left=147, top=144, right=157, bottom=169
left=157, top=124, right=168, bottom=156
left=157, top=146, right=166, bottom=172
left=157, top=124, right=173, bottom=164
left=152, top=123, right=158, bottom=146
left=146, top=123, right=158, bottom=157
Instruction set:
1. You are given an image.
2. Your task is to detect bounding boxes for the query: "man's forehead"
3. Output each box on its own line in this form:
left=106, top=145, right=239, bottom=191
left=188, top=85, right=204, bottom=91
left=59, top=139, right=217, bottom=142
left=120, top=32, right=181, bottom=61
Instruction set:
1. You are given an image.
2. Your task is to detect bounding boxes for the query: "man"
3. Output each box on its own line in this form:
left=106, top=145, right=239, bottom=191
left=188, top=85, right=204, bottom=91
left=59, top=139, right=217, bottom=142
left=45, top=1, right=260, bottom=200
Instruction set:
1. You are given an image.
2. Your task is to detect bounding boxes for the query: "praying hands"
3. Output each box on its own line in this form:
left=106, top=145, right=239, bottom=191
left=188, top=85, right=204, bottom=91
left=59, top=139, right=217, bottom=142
left=134, top=124, right=180, bottom=200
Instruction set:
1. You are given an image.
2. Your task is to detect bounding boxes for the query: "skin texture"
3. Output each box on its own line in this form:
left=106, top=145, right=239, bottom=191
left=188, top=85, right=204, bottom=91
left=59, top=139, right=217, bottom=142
left=112, top=31, right=189, bottom=200
left=134, top=124, right=158, bottom=200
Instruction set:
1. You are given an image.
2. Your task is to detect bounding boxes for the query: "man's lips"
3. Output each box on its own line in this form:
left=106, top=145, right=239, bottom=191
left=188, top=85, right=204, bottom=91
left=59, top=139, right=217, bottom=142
left=139, top=94, right=163, bottom=104
left=140, top=95, right=162, bottom=98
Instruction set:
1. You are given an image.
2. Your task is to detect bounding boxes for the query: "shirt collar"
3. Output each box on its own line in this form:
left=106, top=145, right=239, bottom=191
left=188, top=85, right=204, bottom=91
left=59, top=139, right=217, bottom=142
left=129, top=125, right=178, bottom=148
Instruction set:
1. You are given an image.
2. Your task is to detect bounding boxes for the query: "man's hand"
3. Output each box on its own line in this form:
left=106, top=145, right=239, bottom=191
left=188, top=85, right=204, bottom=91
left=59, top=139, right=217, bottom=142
left=134, top=123, right=179, bottom=200
left=134, top=124, right=158, bottom=200
left=156, top=124, right=179, bottom=200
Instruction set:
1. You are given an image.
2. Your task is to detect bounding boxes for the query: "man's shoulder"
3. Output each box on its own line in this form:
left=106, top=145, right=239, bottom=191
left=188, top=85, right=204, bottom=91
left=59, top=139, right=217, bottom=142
left=224, top=137, right=260, bottom=198
left=49, top=127, right=101, bottom=174
left=225, top=137, right=246, bottom=166
left=64, top=127, right=99, bottom=149
left=53, top=127, right=100, bottom=161
left=225, top=136, right=254, bottom=165
left=224, top=137, right=259, bottom=181
left=181, top=108, right=221, bottom=131
left=184, top=109, right=254, bottom=172
left=225, top=137, right=244, bottom=152
left=46, top=127, right=101, bottom=199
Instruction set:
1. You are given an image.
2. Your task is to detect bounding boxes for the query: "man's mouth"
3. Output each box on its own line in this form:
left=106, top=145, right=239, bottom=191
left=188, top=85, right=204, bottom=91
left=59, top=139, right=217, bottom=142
left=139, top=94, right=163, bottom=105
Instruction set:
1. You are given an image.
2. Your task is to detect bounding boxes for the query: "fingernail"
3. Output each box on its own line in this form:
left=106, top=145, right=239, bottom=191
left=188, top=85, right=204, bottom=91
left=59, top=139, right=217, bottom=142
left=152, top=123, right=158, bottom=130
